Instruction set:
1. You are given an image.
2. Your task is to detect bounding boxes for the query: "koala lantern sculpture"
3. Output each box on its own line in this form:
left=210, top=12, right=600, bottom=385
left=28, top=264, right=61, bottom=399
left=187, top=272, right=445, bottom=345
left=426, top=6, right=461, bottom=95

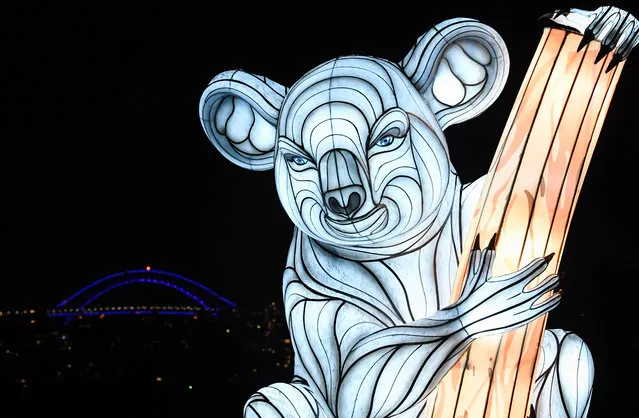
left=198, top=9, right=618, bottom=418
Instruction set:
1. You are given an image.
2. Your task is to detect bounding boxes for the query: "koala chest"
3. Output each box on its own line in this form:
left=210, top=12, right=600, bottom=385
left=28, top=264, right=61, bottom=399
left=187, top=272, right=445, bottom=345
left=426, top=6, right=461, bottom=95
left=285, top=220, right=464, bottom=325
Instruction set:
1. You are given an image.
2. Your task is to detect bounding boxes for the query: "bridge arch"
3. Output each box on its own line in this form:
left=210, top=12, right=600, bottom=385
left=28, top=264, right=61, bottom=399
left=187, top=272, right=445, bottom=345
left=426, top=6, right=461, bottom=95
left=56, top=268, right=235, bottom=312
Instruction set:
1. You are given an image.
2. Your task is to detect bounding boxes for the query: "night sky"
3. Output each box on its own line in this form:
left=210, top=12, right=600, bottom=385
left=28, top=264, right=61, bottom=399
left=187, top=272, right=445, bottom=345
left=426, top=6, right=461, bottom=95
left=3, top=1, right=638, bottom=415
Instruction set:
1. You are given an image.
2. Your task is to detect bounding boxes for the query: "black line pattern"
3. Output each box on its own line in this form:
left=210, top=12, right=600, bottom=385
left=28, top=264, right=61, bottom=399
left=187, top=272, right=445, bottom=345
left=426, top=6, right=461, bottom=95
left=193, top=8, right=631, bottom=417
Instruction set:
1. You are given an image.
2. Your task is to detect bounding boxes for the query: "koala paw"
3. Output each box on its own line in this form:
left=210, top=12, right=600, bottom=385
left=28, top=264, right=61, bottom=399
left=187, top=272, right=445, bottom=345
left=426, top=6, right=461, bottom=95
left=546, top=6, right=639, bottom=71
left=455, top=235, right=561, bottom=338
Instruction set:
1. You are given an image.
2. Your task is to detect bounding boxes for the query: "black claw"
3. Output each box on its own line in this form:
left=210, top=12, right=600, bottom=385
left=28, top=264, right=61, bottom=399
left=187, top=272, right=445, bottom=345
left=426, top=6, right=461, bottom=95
left=595, top=44, right=613, bottom=64
left=472, top=234, right=480, bottom=251
left=553, top=8, right=572, bottom=18
left=577, top=28, right=595, bottom=52
left=537, top=12, right=555, bottom=21
left=618, top=44, right=632, bottom=62
left=605, top=53, right=624, bottom=73
left=538, top=8, right=570, bottom=22
left=487, top=233, right=498, bottom=250
left=544, top=252, right=555, bottom=263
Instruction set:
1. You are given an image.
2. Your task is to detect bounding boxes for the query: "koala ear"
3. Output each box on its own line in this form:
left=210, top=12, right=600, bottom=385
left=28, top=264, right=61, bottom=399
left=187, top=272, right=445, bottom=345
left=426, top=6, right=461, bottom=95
left=400, top=18, right=509, bottom=130
left=199, top=70, right=287, bottom=171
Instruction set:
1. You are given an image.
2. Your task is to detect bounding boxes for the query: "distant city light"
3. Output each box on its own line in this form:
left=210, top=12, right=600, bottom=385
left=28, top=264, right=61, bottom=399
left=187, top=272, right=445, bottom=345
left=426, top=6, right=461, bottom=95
left=0, top=298, right=293, bottom=407
left=146, top=266, right=151, bottom=271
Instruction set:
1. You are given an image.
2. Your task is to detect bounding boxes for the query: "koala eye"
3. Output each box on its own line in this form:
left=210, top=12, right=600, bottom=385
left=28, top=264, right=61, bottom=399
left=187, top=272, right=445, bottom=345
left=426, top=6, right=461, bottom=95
left=375, top=136, right=395, bottom=147
left=284, top=154, right=309, bottom=166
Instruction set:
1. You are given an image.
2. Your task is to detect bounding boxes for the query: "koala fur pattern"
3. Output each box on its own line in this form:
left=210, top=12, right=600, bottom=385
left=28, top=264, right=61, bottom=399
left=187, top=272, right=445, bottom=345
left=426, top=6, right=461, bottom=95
left=195, top=10, right=626, bottom=418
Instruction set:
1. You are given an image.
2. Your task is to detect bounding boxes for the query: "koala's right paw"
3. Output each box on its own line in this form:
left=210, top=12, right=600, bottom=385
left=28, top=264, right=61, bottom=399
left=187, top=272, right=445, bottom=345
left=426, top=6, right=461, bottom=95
left=214, top=96, right=275, bottom=154
left=457, top=236, right=561, bottom=338
left=547, top=6, right=639, bottom=70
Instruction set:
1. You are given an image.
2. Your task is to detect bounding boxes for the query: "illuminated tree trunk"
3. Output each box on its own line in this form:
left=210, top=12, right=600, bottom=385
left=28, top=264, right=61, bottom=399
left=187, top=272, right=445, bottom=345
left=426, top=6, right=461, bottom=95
left=426, top=26, right=625, bottom=418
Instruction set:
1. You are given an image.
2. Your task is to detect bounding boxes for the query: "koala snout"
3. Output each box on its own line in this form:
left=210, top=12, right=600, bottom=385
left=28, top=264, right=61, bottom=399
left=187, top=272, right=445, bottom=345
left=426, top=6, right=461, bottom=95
left=319, top=149, right=370, bottom=218
left=324, top=185, right=365, bottom=217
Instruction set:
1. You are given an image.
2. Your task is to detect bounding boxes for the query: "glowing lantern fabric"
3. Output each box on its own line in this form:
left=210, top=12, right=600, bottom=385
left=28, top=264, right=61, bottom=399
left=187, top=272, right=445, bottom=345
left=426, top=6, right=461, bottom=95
left=198, top=6, right=637, bottom=418
left=429, top=10, right=632, bottom=418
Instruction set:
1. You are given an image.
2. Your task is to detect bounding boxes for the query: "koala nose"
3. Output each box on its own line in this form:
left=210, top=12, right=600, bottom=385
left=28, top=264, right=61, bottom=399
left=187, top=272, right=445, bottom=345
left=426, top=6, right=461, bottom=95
left=324, top=186, right=365, bottom=217
left=319, top=149, right=368, bottom=218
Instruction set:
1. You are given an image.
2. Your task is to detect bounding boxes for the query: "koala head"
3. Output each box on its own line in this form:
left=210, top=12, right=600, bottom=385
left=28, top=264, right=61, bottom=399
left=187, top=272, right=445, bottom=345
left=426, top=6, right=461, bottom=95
left=200, top=18, right=509, bottom=261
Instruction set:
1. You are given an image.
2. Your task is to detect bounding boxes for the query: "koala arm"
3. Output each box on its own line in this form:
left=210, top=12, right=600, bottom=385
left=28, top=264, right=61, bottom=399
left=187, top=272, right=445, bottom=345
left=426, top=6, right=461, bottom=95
left=337, top=305, right=467, bottom=417
left=335, top=246, right=560, bottom=418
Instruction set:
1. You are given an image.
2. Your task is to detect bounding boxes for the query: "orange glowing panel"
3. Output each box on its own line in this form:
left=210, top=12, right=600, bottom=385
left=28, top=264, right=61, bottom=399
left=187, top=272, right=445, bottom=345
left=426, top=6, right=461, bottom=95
left=428, top=27, right=625, bottom=418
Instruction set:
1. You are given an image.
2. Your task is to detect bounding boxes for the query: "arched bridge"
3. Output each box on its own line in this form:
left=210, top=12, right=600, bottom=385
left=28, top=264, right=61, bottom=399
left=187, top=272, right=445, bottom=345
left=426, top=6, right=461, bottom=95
left=48, top=268, right=235, bottom=318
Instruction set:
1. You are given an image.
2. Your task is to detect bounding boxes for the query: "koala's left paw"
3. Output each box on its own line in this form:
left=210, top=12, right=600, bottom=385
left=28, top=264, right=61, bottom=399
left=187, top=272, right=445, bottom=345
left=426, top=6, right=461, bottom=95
left=453, top=234, right=561, bottom=339
left=547, top=6, right=639, bottom=70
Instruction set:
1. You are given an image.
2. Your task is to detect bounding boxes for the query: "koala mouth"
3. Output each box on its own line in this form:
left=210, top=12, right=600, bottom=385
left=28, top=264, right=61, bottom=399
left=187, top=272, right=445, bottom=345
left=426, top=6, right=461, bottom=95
left=324, top=205, right=388, bottom=237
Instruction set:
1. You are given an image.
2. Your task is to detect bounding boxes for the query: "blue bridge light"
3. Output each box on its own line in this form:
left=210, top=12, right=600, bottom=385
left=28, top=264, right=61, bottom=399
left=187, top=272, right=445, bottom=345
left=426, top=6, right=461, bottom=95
left=49, top=268, right=235, bottom=319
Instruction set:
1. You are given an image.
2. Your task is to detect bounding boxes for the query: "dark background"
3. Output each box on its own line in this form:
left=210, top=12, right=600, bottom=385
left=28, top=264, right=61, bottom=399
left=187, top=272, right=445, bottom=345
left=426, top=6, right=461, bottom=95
left=2, top=1, right=637, bottom=416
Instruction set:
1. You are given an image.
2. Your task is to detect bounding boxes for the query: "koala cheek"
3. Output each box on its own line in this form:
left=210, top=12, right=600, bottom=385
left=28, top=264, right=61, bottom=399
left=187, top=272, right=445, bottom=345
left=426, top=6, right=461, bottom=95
left=369, top=147, right=419, bottom=200
left=294, top=189, right=322, bottom=214
left=275, top=165, right=324, bottom=234
left=291, top=189, right=327, bottom=240
left=288, top=172, right=322, bottom=207
left=383, top=177, right=423, bottom=228
left=409, top=141, right=451, bottom=206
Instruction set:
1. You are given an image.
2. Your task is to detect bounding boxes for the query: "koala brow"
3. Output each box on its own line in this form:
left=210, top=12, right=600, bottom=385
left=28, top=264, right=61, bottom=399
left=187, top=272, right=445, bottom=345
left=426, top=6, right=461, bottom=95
left=277, top=136, right=313, bottom=161
left=368, top=108, right=411, bottom=147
